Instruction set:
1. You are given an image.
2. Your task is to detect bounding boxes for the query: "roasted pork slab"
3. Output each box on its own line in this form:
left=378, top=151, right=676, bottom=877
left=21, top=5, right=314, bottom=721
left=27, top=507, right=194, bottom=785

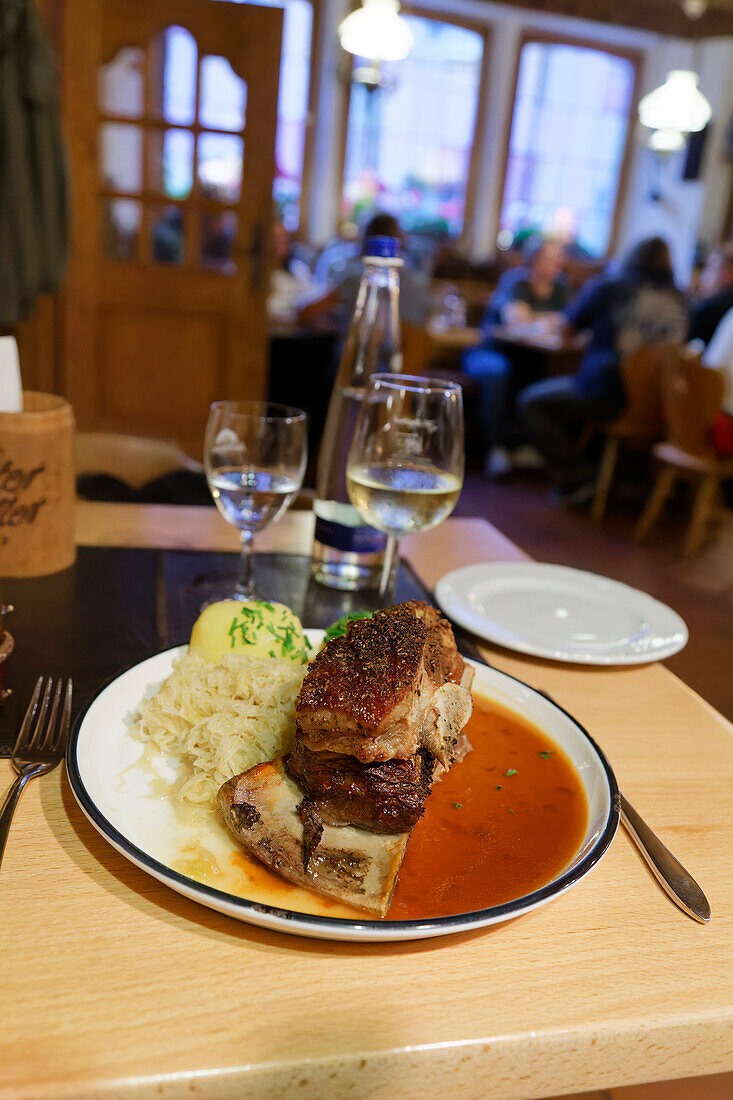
left=296, top=601, right=473, bottom=763
left=286, top=741, right=434, bottom=833
left=218, top=759, right=410, bottom=916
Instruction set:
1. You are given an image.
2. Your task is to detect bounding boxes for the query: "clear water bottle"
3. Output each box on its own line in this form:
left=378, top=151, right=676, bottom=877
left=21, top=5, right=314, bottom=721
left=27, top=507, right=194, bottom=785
left=312, top=235, right=403, bottom=590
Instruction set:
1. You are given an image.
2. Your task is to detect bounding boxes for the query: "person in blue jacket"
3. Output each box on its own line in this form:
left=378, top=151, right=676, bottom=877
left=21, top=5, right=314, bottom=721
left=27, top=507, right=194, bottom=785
left=462, top=235, right=568, bottom=474
left=518, top=236, right=688, bottom=500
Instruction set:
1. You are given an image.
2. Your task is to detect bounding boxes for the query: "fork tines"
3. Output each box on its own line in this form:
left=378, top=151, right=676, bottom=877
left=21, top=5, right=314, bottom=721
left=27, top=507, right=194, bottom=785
left=13, top=677, right=73, bottom=760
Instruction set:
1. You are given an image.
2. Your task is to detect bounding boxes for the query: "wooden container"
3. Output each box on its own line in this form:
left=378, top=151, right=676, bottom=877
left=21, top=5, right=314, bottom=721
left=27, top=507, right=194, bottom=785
left=0, top=392, right=76, bottom=577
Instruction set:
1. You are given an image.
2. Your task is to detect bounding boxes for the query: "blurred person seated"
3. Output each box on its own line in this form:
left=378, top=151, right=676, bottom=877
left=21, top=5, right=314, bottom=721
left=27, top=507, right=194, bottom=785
left=701, top=304, right=733, bottom=457
left=483, top=234, right=569, bottom=328
left=297, top=213, right=430, bottom=329
left=689, top=241, right=733, bottom=346
left=518, top=236, right=689, bottom=501
left=462, top=235, right=568, bottom=475
left=312, top=223, right=360, bottom=284
left=268, top=221, right=312, bottom=324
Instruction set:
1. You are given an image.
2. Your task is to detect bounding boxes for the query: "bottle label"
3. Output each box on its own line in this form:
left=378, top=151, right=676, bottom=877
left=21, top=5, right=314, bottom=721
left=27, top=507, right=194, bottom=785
left=314, top=515, right=388, bottom=554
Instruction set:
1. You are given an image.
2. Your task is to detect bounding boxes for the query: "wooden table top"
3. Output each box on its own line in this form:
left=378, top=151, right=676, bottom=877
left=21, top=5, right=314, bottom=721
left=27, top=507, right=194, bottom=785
left=426, top=318, right=483, bottom=350
left=425, top=318, right=588, bottom=358
left=490, top=324, right=590, bottom=355
left=2, top=502, right=731, bottom=1100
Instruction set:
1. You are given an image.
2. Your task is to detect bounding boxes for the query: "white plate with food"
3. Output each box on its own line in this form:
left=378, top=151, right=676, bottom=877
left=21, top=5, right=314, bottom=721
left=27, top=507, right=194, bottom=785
left=67, top=599, right=619, bottom=942
left=435, top=562, right=688, bottom=666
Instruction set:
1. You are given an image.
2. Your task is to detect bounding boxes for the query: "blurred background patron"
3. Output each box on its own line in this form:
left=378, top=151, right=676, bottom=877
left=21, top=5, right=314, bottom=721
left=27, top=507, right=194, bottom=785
left=689, top=241, right=733, bottom=346
left=462, top=236, right=568, bottom=472
left=518, top=236, right=688, bottom=497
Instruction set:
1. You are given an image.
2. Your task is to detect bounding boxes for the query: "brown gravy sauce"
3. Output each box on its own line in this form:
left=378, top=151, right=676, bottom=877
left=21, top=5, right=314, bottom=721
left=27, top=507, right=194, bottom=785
left=388, top=694, right=588, bottom=920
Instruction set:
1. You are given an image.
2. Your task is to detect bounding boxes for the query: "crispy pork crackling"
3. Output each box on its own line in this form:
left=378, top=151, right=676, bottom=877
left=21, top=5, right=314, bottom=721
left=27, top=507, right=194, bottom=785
left=295, top=601, right=473, bottom=764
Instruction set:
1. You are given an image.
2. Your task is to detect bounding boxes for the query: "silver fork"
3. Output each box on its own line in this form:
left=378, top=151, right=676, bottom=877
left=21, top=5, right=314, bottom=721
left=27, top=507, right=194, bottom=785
left=0, top=677, right=73, bottom=869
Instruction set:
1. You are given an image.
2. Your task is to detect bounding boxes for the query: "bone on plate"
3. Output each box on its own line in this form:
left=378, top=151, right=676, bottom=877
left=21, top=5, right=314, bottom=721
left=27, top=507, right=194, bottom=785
left=218, top=601, right=475, bottom=916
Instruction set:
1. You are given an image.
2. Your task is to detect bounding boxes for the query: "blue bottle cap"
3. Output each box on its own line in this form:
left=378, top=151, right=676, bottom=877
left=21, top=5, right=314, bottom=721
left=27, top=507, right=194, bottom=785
left=363, top=235, right=401, bottom=258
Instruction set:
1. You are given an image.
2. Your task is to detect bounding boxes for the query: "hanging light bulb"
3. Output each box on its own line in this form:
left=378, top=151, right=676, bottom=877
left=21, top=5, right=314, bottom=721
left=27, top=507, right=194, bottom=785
left=680, top=0, right=707, bottom=18
left=647, top=128, right=686, bottom=154
left=638, top=70, right=712, bottom=133
left=337, top=0, right=414, bottom=63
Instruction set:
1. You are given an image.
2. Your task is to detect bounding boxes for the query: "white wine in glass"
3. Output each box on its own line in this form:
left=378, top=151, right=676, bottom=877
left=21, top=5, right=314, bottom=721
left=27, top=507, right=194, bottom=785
left=346, top=375, right=464, bottom=595
left=346, top=463, right=462, bottom=536
left=204, top=401, right=307, bottom=599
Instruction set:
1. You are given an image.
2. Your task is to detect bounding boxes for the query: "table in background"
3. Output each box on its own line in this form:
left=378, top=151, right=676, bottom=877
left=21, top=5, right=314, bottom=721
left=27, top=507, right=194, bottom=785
left=490, top=324, right=589, bottom=378
left=426, top=319, right=588, bottom=379
left=427, top=317, right=482, bottom=350
left=1, top=501, right=731, bottom=1100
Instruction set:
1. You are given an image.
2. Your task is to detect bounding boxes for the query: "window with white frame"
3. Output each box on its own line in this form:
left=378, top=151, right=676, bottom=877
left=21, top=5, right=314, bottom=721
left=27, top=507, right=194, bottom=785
left=499, top=39, right=636, bottom=257
left=342, top=15, right=485, bottom=239
left=213, top=0, right=313, bottom=229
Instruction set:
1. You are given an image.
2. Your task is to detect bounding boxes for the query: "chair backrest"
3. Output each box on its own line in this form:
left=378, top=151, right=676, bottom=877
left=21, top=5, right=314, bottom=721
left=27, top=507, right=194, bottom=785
left=75, top=432, right=202, bottom=490
left=662, top=350, right=726, bottom=456
left=612, top=345, right=671, bottom=440
left=402, top=322, right=434, bottom=376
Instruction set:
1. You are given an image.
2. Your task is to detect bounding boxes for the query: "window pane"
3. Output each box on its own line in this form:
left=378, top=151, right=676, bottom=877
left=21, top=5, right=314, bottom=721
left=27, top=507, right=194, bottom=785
left=212, top=0, right=313, bottom=229
left=102, top=198, right=141, bottom=261
left=199, top=56, right=247, bottom=131
left=499, top=42, right=635, bottom=257
left=342, top=15, right=483, bottom=239
left=99, top=123, right=143, bottom=193
left=99, top=47, right=144, bottom=118
left=201, top=210, right=239, bottom=273
left=149, top=25, right=198, bottom=125
left=147, top=129, right=195, bottom=199
left=198, top=132, right=244, bottom=203
left=150, top=205, right=186, bottom=265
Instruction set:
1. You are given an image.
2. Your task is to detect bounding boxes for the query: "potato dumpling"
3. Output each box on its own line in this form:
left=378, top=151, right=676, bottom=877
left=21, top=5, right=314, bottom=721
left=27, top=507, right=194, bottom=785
left=189, top=600, right=310, bottom=665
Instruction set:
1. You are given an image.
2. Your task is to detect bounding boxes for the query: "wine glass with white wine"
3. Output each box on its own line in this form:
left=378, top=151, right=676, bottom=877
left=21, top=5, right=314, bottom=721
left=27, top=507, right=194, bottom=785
left=204, top=401, right=307, bottom=599
left=346, top=375, right=464, bottom=596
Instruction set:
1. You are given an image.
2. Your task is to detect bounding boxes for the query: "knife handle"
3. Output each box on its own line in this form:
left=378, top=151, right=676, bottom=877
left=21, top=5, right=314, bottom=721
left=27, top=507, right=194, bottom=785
left=619, top=793, right=711, bottom=923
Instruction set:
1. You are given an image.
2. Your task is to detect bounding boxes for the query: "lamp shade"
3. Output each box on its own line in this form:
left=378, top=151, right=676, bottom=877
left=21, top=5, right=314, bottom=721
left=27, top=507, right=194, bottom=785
left=638, top=70, right=712, bottom=133
left=338, top=0, right=414, bottom=63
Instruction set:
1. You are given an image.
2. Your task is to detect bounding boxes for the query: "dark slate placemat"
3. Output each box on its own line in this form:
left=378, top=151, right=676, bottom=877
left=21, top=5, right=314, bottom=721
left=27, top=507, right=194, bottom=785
left=161, top=550, right=437, bottom=645
left=0, top=546, right=452, bottom=756
left=0, top=547, right=163, bottom=755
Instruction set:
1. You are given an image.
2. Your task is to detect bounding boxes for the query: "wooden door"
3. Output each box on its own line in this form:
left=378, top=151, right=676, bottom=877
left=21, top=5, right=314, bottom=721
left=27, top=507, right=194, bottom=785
left=60, top=0, right=282, bottom=457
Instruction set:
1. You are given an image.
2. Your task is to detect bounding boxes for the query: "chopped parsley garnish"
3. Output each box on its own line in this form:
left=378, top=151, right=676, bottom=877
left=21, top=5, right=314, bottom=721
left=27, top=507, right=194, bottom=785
left=495, top=785, right=502, bottom=790
left=451, top=801, right=462, bottom=809
left=504, top=768, right=517, bottom=777
left=223, top=601, right=308, bottom=661
left=538, top=750, right=555, bottom=759
left=509, top=809, right=515, bottom=814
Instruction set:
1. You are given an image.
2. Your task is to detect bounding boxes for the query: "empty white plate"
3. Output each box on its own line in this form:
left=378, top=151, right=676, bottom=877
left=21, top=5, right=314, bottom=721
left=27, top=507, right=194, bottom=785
left=436, top=563, right=688, bottom=666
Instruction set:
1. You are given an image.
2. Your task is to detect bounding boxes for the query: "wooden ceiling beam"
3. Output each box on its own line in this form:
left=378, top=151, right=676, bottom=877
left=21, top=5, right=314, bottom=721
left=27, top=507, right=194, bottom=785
left=477, top=0, right=733, bottom=39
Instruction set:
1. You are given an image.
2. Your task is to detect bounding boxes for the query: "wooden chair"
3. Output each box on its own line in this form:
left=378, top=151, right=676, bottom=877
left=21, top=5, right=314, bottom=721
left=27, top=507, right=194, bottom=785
left=634, top=352, right=733, bottom=555
left=76, top=432, right=318, bottom=509
left=75, top=432, right=202, bottom=491
left=401, top=321, right=435, bottom=376
left=591, top=345, right=670, bottom=520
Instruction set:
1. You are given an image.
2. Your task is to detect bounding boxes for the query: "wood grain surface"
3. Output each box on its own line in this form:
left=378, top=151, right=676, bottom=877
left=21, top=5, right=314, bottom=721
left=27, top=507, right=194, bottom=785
left=1, top=503, right=731, bottom=1100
